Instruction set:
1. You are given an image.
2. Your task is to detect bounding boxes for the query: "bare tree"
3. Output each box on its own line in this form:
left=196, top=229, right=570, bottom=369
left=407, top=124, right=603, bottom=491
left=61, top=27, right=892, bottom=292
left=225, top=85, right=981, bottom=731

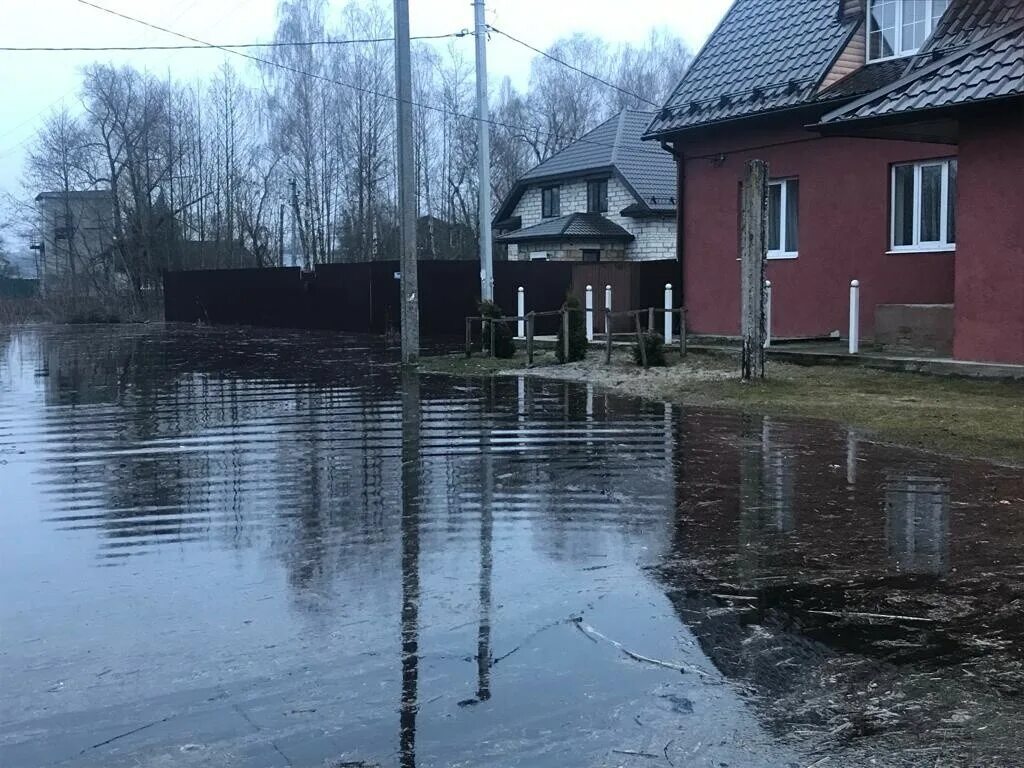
left=17, top=0, right=692, bottom=307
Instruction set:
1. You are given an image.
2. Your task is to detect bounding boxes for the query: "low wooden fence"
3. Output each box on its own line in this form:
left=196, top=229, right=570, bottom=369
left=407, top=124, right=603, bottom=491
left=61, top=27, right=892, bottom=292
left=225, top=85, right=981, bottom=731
left=466, top=304, right=688, bottom=369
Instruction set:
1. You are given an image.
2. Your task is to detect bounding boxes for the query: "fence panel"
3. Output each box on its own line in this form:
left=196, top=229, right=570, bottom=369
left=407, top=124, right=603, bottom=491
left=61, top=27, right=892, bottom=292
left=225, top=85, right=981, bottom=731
left=163, top=259, right=679, bottom=338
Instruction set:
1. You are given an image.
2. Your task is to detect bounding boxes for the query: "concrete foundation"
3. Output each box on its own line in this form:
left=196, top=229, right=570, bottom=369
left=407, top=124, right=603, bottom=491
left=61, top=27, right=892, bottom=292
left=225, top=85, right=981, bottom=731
left=875, top=304, right=954, bottom=357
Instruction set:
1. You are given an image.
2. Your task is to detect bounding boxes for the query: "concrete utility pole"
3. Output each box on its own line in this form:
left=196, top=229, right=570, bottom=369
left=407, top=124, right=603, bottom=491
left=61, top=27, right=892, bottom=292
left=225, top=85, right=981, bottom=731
left=474, top=0, right=494, bottom=301
left=739, top=159, right=769, bottom=380
left=290, top=178, right=302, bottom=269
left=394, top=0, right=420, bottom=364
left=278, top=203, right=285, bottom=268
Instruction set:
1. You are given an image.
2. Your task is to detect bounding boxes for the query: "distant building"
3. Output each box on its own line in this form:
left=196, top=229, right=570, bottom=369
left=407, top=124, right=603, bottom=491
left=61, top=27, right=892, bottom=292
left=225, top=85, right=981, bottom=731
left=34, top=190, right=115, bottom=293
left=493, top=110, right=677, bottom=263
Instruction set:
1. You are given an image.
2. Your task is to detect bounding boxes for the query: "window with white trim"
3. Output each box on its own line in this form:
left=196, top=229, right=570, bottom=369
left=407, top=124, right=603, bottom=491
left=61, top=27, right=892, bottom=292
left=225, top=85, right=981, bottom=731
left=767, top=178, right=799, bottom=259
left=891, top=159, right=957, bottom=251
left=868, top=0, right=950, bottom=61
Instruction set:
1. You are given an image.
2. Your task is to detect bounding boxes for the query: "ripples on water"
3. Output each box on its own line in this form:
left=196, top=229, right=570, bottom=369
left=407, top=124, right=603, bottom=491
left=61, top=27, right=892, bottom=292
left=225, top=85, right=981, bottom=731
left=1, top=325, right=1022, bottom=767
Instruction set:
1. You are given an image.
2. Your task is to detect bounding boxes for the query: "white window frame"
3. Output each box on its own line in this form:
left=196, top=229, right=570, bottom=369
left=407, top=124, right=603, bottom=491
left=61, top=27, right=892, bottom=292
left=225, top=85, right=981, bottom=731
left=889, top=159, right=956, bottom=253
left=867, top=0, right=949, bottom=62
left=767, top=178, right=799, bottom=260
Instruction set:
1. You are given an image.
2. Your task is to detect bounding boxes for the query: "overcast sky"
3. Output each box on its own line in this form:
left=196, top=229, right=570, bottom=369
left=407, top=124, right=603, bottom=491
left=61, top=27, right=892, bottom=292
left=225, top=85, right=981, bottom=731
left=0, top=0, right=729, bottom=238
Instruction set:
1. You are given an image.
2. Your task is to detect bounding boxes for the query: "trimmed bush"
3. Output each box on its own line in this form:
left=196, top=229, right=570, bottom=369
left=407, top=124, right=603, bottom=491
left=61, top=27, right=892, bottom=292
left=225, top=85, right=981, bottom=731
left=556, top=294, right=588, bottom=363
left=632, top=331, right=666, bottom=367
left=478, top=299, right=516, bottom=359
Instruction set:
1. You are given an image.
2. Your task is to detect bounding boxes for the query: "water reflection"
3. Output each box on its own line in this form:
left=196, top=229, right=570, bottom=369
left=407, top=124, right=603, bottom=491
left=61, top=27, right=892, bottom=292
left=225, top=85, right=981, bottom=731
left=885, top=473, right=950, bottom=575
left=399, top=368, right=421, bottom=768
left=1, top=327, right=1022, bottom=767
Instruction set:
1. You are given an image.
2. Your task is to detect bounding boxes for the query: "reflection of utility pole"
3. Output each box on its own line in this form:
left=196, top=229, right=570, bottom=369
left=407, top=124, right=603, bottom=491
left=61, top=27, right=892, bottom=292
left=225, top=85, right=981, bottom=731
left=476, top=421, right=494, bottom=703
left=399, top=367, right=421, bottom=768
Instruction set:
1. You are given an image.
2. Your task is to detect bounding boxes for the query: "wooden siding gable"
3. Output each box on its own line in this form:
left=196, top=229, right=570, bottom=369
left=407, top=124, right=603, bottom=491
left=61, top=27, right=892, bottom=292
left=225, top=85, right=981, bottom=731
left=820, top=19, right=866, bottom=91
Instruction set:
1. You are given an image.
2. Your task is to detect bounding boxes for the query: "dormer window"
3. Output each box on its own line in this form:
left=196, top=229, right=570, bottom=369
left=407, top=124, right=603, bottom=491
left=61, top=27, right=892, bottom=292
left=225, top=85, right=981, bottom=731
left=868, top=0, right=950, bottom=62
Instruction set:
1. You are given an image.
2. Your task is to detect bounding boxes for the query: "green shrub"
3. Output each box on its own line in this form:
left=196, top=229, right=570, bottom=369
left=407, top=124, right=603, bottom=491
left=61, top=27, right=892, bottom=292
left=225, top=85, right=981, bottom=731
left=632, top=331, right=666, bottom=367
left=556, top=294, right=588, bottom=363
left=478, top=299, right=516, bottom=359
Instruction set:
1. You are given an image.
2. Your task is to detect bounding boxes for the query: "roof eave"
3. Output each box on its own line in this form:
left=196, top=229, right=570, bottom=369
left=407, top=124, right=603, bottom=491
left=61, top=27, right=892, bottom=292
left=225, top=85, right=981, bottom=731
left=648, top=99, right=854, bottom=143
left=815, top=94, right=1023, bottom=142
left=497, top=233, right=635, bottom=245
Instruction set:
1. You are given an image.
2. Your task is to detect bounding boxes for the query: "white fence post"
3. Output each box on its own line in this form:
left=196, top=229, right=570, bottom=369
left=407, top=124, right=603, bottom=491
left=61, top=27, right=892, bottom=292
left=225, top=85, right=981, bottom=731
left=585, top=285, right=594, bottom=341
left=764, top=280, right=772, bottom=349
left=849, top=280, right=860, bottom=355
left=663, top=283, right=673, bottom=343
left=517, top=286, right=525, bottom=338
left=602, top=284, right=610, bottom=335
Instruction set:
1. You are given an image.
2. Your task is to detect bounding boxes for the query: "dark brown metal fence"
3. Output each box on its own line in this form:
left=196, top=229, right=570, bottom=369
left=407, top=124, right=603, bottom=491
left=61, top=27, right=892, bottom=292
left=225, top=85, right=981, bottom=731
left=163, top=260, right=679, bottom=336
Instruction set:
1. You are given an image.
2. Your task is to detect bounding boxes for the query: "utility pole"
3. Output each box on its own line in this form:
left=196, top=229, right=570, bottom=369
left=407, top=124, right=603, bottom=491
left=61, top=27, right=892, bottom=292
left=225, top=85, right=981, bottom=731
left=290, top=178, right=309, bottom=271
left=394, top=0, right=420, bottom=364
left=278, top=202, right=285, bottom=268
left=474, top=0, right=494, bottom=301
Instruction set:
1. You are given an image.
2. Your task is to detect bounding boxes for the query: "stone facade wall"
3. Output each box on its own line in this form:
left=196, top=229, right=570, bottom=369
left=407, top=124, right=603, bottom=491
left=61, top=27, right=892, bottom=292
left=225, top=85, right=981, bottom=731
left=512, top=241, right=629, bottom=262
left=509, top=175, right=676, bottom=262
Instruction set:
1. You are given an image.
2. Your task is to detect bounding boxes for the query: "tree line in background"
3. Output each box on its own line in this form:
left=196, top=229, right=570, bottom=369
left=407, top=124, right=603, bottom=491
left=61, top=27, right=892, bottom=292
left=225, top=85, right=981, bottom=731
left=16, top=0, right=690, bottom=310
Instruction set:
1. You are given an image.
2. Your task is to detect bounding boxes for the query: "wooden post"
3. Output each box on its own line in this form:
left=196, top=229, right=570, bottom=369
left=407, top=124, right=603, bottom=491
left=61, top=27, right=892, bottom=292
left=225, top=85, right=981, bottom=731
left=634, top=312, right=648, bottom=369
left=489, top=317, right=496, bottom=358
left=562, top=307, right=570, bottom=363
left=679, top=309, right=687, bottom=358
left=605, top=309, right=613, bottom=364
left=740, top=159, right=769, bottom=380
left=648, top=306, right=655, bottom=333
left=465, top=317, right=472, bottom=358
left=527, top=312, right=535, bottom=366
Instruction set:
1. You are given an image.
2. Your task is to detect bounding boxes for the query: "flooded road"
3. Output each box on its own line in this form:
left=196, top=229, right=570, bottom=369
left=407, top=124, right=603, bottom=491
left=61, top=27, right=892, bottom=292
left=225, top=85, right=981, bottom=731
left=1, top=325, right=1022, bottom=767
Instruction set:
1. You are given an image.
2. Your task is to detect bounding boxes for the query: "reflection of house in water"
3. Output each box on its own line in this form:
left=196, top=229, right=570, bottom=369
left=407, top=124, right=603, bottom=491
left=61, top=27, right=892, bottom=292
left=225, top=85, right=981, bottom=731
left=884, top=473, right=950, bottom=575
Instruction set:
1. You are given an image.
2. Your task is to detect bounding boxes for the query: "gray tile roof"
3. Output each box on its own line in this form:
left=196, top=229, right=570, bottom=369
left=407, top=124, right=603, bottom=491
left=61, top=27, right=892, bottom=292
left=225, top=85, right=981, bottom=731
left=822, top=0, right=1024, bottom=124
left=495, top=110, right=676, bottom=221
left=645, top=0, right=857, bottom=138
left=817, top=59, right=908, bottom=100
left=495, top=213, right=635, bottom=244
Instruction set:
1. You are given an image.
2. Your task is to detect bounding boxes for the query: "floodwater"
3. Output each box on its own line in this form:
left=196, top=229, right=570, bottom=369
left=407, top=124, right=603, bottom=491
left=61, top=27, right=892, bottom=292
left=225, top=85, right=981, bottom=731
left=1, top=326, right=1022, bottom=768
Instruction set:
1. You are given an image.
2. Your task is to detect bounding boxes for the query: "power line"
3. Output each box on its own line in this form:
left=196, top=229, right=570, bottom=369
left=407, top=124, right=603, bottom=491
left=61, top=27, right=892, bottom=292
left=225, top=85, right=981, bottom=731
left=487, top=25, right=660, bottom=108
left=0, top=33, right=469, bottom=52
left=73, top=0, right=629, bottom=156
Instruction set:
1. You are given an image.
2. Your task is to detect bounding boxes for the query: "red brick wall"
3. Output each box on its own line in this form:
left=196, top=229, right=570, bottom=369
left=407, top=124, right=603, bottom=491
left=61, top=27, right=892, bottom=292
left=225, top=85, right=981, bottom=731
left=678, top=123, right=957, bottom=340
left=953, top=107, right=1024, bottom=365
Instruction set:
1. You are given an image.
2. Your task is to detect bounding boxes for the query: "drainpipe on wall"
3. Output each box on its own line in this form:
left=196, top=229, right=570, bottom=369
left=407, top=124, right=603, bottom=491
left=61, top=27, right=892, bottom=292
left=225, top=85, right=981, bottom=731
left=661, top=141, right=685, bottom=304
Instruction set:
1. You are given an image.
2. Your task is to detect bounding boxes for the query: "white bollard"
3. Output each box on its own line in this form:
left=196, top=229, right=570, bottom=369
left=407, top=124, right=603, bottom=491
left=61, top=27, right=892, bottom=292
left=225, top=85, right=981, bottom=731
left=764, top=280, right=772, bottom=349
left=849, top=280, right=860, bottom=355
left=604, top=284, right=612, bottom=336
left=517, top=286, right=525, bottom=339
left=664, top=283, right=673, bottom=343
left=585, top=285, right=594, bottom=342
